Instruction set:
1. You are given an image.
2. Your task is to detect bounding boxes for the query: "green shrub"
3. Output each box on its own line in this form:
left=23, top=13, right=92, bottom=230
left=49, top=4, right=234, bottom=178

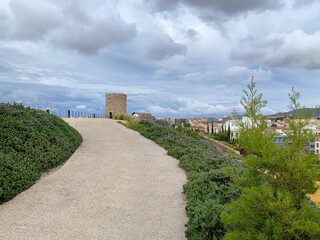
left=0, top=103, right=82, bottom=204
left=114, top=113, right=138, bottom=122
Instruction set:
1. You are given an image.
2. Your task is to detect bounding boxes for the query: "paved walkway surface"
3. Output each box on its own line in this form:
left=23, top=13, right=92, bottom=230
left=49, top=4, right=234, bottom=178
left=0, top=119, right=187, bottom=240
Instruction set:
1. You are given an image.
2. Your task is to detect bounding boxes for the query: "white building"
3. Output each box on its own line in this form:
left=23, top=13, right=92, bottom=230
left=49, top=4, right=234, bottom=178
left=223, top=117, right=272, bottom=141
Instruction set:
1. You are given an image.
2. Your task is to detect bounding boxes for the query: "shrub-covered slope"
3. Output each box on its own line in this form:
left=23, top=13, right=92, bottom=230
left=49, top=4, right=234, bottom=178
left=0, top=103, right=82, bottom=204
left=124, top=121, right=242, bottom=240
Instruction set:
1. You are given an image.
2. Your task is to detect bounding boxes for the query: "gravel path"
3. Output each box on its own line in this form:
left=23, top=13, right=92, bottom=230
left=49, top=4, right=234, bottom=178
left=0, top=119, right=187, bottom=240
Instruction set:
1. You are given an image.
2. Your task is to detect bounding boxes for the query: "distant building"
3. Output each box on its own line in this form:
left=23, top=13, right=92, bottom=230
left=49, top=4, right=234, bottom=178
left=314, top=131, right=320, bottom=154
left=273, top=129, right=287, bottom=147
left=105, top=93, right=127, bottom=119
left=188, top=117, right=208, bottom=133
left=232, top=108, right=238, bottom=119
left=223, top=117, right=272, bottom=141
left=132, top=112, right=156, bottom=121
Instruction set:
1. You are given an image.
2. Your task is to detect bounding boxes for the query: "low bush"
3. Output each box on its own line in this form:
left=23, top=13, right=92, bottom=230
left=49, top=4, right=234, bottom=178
left=114, top=113, right=138, bottom=122
left=123, top=120, right=242, bottom=239
left=0, top=103, right=82, bottom=204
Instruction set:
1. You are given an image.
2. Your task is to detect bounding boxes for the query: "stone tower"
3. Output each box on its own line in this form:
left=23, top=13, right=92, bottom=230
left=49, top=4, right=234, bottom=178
left=232, top=108, right=238, bottom=119
left=105, top=93, right=127, bottom=119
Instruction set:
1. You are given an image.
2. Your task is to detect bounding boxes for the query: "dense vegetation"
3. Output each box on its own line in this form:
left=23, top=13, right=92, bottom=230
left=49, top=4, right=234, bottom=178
left=0, top=103, right=82, bottom=204
left=123, top=120, right=242, bottom=239
left=221, top=80, right=320, bottom=239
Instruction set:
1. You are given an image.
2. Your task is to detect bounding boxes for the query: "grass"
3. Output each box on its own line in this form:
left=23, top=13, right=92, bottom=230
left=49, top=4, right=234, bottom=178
left=0, top=103, right=82, bottom=204
left=114, top=113, right=136, bottom=122
left=121, top=120, right=242, bottom=240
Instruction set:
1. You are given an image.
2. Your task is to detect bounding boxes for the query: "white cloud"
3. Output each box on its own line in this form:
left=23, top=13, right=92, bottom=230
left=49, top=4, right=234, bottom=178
left=181, top=72, right=204, bottom=84
left=249, top=67, right=274, bottom=83
left=261, top=107, right=275, bottom=115
left=224, top=66, right=249, bottom=78
left=153, top=69, right=171, bottom=78
left=292, top=0, right=319, bottom=7
left=147, top=97, right=229, bottom=117
left=231, top=30, right=320, bottom=69
left=177, top=97, right=228, bottom=115
left=76, top=104, right=86, bottom=110
left=181, top=71, right=214, bottom=84
left=147, top=105, right=178, bottom=114
left=224, top=66, right=273, bottom=82
left=264, top=30, right=320, bottom=69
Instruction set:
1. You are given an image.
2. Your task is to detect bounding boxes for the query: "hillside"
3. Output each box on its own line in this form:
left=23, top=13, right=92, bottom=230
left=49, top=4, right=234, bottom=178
left=268, top=108, right=320, bottom=118
left=0, top=103, right=82, bottom=204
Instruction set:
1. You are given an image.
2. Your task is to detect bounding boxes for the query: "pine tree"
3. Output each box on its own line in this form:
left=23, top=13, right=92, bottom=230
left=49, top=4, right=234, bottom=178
left=221, top=78, right=320, bottom=239
left=211, top=121, right=214, bottom=135
left=227, top=125, right=231, bottom=142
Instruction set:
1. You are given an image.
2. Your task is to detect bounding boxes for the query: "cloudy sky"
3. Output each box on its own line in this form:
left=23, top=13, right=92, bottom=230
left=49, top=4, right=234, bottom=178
left=0, top=0, right=320, bottom=118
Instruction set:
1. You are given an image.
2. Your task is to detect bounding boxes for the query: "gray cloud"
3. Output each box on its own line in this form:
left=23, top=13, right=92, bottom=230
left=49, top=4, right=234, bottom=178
left=6, top=0, right=136, bottom=55
left=0, top=10, right=9, bottom=38
left=150, top=0, right=284, bottom=21
left=184, top=0, right=282, bottom=15
left=230, top=36, right=283, bottom=61
left=145, top=35, right=187, bottom=60
left=231, top=30, right=320, bottom=69
left=9, top=0, right=63, bottom=40
left=148, top=0, right=179, bottom=12
left=185, top=28, right=200, bottom=41
left=59, top=17, right=136, bottom=55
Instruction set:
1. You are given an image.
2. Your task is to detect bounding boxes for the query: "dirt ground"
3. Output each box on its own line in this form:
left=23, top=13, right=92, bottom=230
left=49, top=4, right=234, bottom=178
left=310, top=182, right=320, bottom=207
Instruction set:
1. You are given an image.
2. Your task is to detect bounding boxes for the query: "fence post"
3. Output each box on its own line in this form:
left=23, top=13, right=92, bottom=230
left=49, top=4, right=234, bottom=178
left=68, top=110, right=70, bottom=118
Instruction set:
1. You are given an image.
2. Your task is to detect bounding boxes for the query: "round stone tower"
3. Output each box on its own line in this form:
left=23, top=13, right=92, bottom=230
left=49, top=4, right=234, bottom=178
left=105, top=93, right=127, bottom=119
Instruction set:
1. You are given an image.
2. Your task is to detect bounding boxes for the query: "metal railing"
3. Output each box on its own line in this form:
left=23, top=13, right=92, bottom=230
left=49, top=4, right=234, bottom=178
left=66, top=110, right=104, bottom=118
left=45, top=109, right=104, bottom=118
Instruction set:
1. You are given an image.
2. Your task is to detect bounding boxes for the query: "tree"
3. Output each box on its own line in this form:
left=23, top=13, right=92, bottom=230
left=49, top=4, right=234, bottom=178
left=227, top=125, right=231, bottom=142
left=240, top=77, right=266, bottom=128
left=184, top=122, right=191, bottom=129
left=221, top=79, right=320, bottom=239
left=211, top=121, right=214, bottom=135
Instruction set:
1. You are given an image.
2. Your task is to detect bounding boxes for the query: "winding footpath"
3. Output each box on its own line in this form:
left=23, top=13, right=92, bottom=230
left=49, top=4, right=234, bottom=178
left=0, top=119, right=187, bottom=240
